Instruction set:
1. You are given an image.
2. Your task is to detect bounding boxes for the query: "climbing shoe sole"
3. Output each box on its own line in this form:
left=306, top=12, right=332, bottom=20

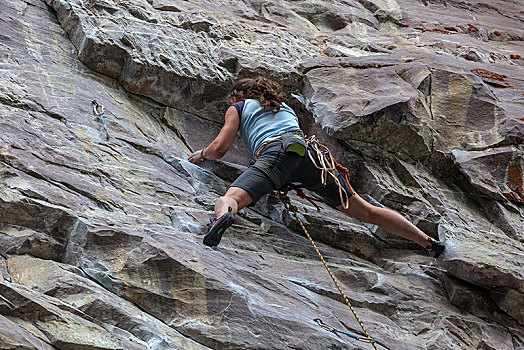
left=203, top=212, right=235, bottom=247
left=430, top=240, right=445, bottom=258
left=425, top=238, right=445, bottom=258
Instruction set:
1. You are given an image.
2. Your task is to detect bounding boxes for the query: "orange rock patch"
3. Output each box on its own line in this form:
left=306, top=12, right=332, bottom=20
left=467, top=24, right=479, bottom=32
left=505, top=163, right=524, bottom=202
left=422, top=28, right=456, bottom=34
left=470, top=68, right=512, bottom=88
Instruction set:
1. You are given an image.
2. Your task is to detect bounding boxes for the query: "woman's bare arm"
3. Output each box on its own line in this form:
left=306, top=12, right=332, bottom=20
left=188, top=106, right=240, bottom=163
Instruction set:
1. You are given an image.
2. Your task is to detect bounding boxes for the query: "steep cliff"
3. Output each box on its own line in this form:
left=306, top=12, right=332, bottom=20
left=1, top=0, right=523, bottom=349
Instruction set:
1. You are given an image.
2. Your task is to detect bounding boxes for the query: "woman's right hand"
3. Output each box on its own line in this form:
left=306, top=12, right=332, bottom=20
left=188, top=149, right=204, bottom=164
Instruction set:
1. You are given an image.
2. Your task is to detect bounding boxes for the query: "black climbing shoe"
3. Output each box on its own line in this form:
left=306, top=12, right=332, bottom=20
left=425, top=237, right=445, bottom=258
left=203, top=207, right=235, bottom=247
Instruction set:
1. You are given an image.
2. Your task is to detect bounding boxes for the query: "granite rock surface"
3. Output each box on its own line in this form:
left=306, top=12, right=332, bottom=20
left=1, top=0, right=523, bottom=349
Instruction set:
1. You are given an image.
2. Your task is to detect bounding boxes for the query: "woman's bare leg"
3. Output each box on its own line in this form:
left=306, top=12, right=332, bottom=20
left=338, top=193, right=430, bottom=248
left=214, top=186, right=253, bottom=218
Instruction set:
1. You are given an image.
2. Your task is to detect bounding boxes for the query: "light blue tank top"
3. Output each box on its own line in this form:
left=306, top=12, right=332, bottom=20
left=237, top=99, right=300, bottom=157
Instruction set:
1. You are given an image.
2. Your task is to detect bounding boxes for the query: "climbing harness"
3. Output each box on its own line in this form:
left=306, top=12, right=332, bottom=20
left=277, top=185, right=378, bottom=350
left=306, top=136, right=355, bottom=209
left=92, top=100, right=110, bottom=140
left=314, top=318, right=373, bottom=343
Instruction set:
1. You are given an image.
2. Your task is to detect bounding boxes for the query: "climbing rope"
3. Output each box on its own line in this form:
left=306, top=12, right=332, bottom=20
left=277, top=186, right=378, bottom=350
left=92, top=100, right=110, bottom=139
left=306, top=136, right=355, bottom=209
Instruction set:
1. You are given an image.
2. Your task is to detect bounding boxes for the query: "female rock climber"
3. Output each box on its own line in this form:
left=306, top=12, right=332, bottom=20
left=188, top=76, right=444, bottom=258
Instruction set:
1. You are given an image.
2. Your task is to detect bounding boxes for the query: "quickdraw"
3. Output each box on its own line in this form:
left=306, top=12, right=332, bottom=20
left=314, top=318, right=373, bottom=343
left=92, top=100, right=110, bottom=139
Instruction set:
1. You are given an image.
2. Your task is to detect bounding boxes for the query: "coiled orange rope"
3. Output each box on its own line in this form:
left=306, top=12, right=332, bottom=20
left=306, top=136, right=355, bottom=209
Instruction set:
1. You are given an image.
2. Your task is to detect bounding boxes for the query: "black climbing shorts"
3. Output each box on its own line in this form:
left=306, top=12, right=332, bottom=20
left=230, top=141, right=354, bottom=207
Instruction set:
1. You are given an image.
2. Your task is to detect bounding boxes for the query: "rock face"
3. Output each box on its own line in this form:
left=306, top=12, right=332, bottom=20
left=1, top=0, right=523, bottom=349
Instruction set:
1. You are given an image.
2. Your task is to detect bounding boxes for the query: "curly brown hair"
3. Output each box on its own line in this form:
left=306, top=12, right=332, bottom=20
left=227, top=76, right=287, bottom=113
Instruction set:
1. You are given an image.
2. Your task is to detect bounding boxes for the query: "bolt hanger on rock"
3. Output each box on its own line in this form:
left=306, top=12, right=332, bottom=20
left=92, top=100, right=110, bottom=140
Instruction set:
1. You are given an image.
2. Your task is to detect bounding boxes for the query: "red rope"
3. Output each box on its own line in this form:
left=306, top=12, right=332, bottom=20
left=286, top=184, right=328, bottom=211
left=335, top=163, right=355, bottom=195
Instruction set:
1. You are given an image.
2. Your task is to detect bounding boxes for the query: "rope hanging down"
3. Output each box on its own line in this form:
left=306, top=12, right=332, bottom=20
left=277, top=186, right=378, bottom=350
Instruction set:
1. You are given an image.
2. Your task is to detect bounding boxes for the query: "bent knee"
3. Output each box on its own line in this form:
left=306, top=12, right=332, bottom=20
left=224, top=187, right=253, bottom=207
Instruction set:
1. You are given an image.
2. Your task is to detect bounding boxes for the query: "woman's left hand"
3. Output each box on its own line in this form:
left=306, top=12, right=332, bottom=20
left=188, top=149, right=204, bottom=164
